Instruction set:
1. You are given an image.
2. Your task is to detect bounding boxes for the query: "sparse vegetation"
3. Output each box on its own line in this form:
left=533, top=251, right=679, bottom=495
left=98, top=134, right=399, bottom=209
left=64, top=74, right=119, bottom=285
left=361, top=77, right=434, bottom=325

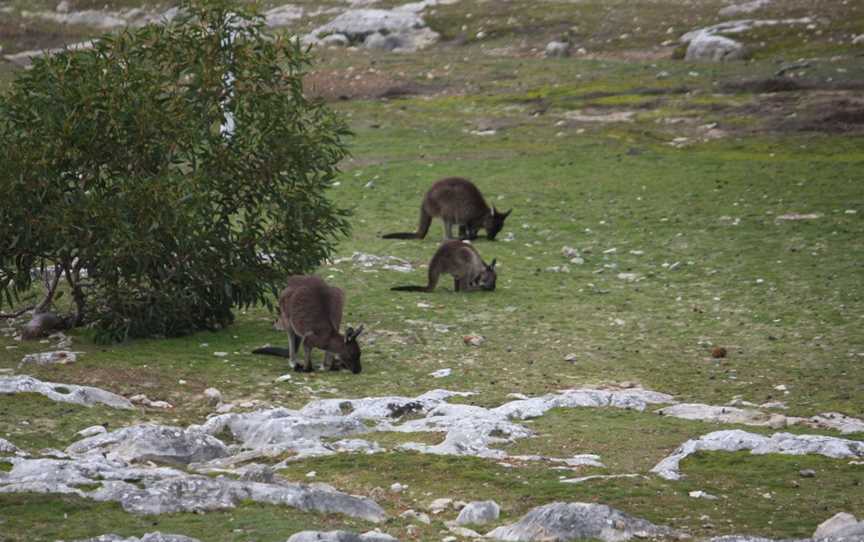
left=0, top=0, right=862, bottom=540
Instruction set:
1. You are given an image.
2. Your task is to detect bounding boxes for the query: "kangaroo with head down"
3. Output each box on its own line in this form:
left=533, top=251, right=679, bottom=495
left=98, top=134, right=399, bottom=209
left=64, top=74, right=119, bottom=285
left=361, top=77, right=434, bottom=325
left=382, top=177, right=512, bottom=241
left=253, top=276, right=363, bottom=374
left=391, top=240, right=497, bottom=293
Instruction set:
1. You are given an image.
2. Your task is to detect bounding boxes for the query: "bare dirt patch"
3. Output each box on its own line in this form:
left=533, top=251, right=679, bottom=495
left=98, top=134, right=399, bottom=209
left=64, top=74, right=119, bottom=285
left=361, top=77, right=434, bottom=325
left=305, top=69, right=444, bottom=101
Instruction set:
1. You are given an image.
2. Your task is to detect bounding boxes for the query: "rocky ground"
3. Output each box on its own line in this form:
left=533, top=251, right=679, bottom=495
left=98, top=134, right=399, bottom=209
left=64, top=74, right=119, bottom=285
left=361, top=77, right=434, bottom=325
left=1, top=0, right=863, bottom=541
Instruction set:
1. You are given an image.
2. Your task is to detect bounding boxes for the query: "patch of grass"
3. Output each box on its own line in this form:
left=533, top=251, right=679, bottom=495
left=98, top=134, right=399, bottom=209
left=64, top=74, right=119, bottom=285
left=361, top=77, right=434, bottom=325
left=0, top=493, right=375, bottom=542
left=1, top=0, right=863, bottom=540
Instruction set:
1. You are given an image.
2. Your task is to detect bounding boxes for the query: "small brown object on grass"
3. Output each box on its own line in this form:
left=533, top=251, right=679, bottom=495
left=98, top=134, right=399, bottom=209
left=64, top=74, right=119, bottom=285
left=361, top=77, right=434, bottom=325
left=711, top=346, right=728, bottom=358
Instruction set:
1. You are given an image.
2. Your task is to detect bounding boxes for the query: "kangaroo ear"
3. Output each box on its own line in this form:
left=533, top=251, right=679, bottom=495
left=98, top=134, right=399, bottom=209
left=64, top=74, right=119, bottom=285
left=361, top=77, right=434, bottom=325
left=490, top=258, right=497, bottom=269
left=354, top=324, right=364, bottom=338
left=345, top=326, right=355, bottom=342
left=502, top=208, right=512, bottom=218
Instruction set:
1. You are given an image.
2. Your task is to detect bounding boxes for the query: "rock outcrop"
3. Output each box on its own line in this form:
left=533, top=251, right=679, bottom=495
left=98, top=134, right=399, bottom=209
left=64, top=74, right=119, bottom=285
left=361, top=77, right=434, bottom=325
left=485, top=502, right=676, bottom=541
left=651, top=430, right=864, bottom=480
left=0, top=375, right=134, bottom=410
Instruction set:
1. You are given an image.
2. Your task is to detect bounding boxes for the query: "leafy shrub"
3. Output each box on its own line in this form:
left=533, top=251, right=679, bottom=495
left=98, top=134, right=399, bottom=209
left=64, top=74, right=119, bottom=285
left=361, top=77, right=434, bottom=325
left=0, top=1, right=351, bottom=342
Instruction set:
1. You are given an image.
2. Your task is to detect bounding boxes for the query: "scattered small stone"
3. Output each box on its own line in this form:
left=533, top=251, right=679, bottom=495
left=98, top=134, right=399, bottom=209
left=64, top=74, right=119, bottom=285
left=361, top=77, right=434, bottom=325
left=545, top=40, right=570, bottom=58
left=545, top=265, right=570, bottom=273
left=19, top=350, right=79, bottom=367
left=689, top=490, right=719, bottom=500
left=130, top=394, right=174, bottom=409
left=390, top=482, right=406, bottom=493
left=814, top=512, right=864, bottom=539
left=462, top=335, right=485, bottom=347
left=275, top=374, right=293, bottom=383
left=76, top=425, right=108, bottom=438
left=429, top=368, right=452, bottom=378
left=799, top=468, right=816, bottom=478
left=561, top=246, right=580, bottom=258
left=213, top=352, right=228, bottom=357
left=776, top=212, right=822, bottom=221
left=306, top=471, right=317, bottom=478
left=564, top=353, right=578, bottom=363
left=203, top=388, right=222, bottom=406
left=429, top=497, right=454, bottom=513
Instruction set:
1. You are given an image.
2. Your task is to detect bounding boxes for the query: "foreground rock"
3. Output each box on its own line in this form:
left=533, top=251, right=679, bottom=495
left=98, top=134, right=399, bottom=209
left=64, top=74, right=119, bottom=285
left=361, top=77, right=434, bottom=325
left=0, top=375, right=134, bottom=410
left=718, top=0, right=772, bottom=17
left=67, top=424, right=230, bottom=466
left=73, top=534, right=199, bottom=542
left=651, top=430, right=864, bottom=480
left=455, top=500, right=500, bottom=525
left=813, top=512, right=864, bottom=539
left=0, top=437, right=20, bottom=454
left=287, top=532, right=399, bottom=542
left=0, top=454, right=386, bottom=521
left=485, top=502, right=676, bottom=541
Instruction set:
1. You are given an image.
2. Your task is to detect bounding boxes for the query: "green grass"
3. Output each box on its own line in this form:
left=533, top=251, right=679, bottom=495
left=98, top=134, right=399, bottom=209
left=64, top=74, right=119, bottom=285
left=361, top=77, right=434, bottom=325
left=1, top=0, right=863, bottom=540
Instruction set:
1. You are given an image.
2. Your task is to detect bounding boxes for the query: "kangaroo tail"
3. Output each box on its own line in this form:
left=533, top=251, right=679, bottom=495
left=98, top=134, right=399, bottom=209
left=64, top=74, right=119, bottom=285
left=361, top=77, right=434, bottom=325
left=382, top=232, right=418, bottom=239
left=252, top=346, right=293, bottom=357
left=390, top=285, right=430, bottom=292
left=382, top=206, right=432, bottom=240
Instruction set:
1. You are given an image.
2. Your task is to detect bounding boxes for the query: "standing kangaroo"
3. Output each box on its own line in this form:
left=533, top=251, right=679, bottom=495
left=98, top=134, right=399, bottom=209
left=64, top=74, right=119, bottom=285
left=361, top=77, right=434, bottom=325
left=382, top=177, right=512, bottom=241
left=253, top=276, right=364, bottom=374
left=391, top=240, right=497, bottom=293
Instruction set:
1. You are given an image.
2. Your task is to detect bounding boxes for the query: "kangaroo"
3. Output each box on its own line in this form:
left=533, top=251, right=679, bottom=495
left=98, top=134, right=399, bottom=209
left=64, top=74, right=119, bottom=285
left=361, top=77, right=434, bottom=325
left=391, top=240, right=497, bottom=293
left=382, top=177, right=512, bottom=241
left=253, top=276, right=363, bottom=374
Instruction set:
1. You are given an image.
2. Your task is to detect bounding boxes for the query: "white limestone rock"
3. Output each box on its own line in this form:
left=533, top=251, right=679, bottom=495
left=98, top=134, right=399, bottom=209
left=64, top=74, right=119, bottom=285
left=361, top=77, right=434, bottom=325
left=545, top=41, right=570, bottom=58
left=73, top=533, right=200, bottom=542
left=485, top=502, right=676, bottom=541
left=813, top=512, right=864, bottom=539
left=0, top=375, right=133, bottom=410
left=0, top=437, right=20, bottom=454
left=651, top=430, right=864, bottom=480
left=67, top=424, right=230, bottom=466
left=455, top=500, right=500, bottom=525
left=685, top=34, right=748, bottom=61
left=719, top=0, right=772, bottom=17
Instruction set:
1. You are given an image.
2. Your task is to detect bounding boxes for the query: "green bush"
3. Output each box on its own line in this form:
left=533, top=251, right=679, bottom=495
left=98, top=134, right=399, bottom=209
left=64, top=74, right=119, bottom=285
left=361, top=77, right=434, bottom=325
left=0, top=1, right=351, bottom=342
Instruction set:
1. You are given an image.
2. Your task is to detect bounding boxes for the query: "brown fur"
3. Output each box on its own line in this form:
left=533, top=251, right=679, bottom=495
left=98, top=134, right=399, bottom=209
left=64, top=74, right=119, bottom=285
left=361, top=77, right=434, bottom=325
left=21, top=312, right=66, bottom=340
left=254, top=276, right=363, bottom=373
left=382, top=177, right=512, bottom=241
left=391, top=240, right=497, bottom=293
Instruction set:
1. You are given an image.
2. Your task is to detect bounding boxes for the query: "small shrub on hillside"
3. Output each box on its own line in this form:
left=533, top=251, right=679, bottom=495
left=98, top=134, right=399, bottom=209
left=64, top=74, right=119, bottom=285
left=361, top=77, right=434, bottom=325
left=0, top=0, right=351, bottom=342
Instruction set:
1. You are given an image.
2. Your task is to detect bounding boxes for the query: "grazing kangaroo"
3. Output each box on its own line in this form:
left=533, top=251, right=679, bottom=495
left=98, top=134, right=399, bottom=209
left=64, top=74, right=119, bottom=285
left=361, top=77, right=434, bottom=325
left=253, top=276, right=364, bottom=374
left=382, top=177, right=512, bottom=241
left=391, top=240, right=497, bottom=293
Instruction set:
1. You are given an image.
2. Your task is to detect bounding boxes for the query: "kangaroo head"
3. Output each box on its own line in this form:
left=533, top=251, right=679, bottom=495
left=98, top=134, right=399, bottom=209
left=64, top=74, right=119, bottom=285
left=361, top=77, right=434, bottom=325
left=471, top=259, right=497, bottom=291
left=340, top=325, right=364, bottom=374
left=484, top=207, right=512, bottom=240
